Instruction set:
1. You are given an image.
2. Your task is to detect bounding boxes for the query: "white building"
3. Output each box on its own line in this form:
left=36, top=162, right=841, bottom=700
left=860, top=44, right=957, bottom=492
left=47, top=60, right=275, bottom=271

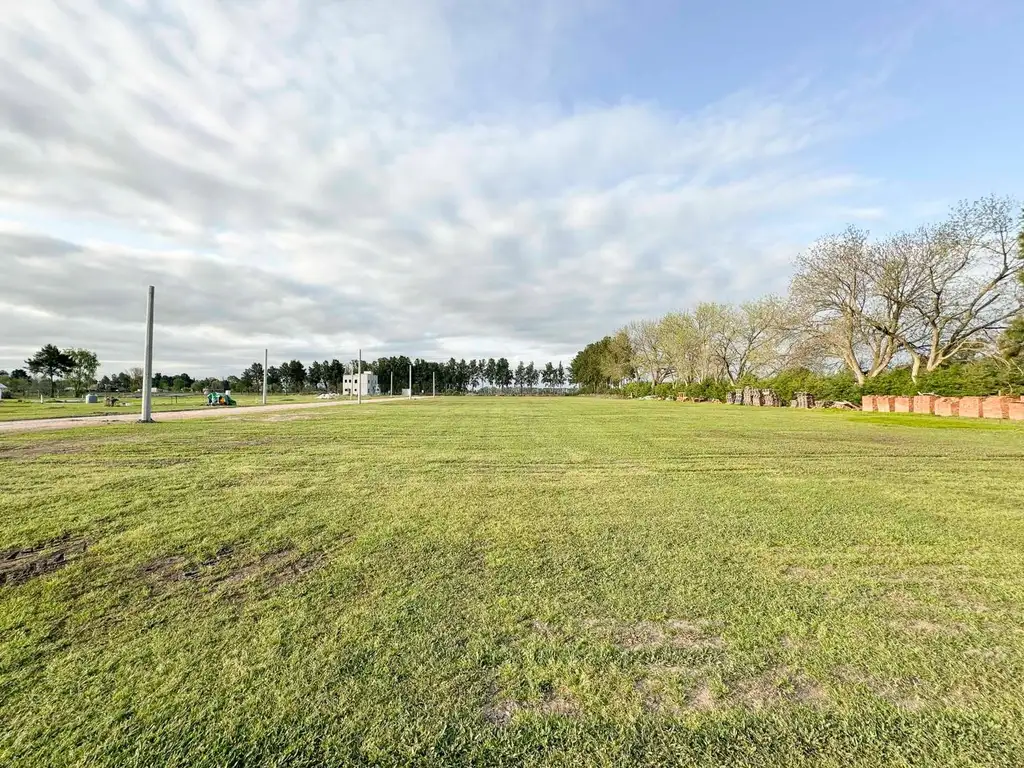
left=342, top=372, right=379, bottom=396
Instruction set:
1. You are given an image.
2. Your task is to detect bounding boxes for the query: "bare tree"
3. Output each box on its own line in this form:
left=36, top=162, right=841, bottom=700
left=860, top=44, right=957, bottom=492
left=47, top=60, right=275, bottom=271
left=790, top=227, right=903, bottom=384
left=726, top=296, right=791, bottom=381
left=897, top=196, right=1022, bottom=378
left=624, top=319, right=672, bottom=384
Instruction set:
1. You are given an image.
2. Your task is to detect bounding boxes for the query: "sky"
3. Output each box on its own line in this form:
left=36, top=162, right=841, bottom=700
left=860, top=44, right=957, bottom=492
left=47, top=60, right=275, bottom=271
left=1, top=0, right=1022, bottom=376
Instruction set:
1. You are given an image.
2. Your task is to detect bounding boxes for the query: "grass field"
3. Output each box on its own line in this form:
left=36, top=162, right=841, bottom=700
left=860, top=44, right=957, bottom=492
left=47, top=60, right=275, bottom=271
left=0, top=393, right=345, bottom=421
left=2, top=398, right=1024, bottom=767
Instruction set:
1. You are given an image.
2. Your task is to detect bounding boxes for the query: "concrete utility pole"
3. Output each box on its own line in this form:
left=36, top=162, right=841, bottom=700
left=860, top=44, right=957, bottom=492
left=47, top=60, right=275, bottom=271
left=140, top=285, right=155, bottom=423
left=408, top=364, right=412, bottom=399
left=262, top=348, right=268, bottom=405
left=432, top=371, right=436, bottom=397
left=390, top=370, right=393, bottom=397
left=357, top=348, right=362, bottom=405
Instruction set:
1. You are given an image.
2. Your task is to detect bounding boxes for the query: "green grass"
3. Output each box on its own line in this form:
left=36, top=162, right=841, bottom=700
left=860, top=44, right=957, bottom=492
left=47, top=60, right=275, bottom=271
left=2, top=398, right=1024, bottom=767
left=0, top=393, right=343, bottom=421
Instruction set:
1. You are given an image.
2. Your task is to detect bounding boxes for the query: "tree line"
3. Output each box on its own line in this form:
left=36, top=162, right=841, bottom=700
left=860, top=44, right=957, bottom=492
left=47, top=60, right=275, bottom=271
left=1, top=349, right=571, bottom=398
left=569, top=195, right=1024, bottom=400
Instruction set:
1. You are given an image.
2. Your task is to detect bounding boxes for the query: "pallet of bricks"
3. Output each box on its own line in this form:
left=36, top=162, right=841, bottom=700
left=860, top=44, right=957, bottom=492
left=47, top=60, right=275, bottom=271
left=734, top=386, right=783, bottom=407
left=862, top=394, right=1024, bottom=421
left=791, top=391, right=815, bottom=409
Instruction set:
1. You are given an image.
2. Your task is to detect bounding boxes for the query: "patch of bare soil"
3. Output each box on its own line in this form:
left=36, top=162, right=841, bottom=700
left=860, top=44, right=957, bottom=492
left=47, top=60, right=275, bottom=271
left=890, top=618, right=964, bottom=636
left=484, top=685, right=581, bottom=727
left=784, top=564, right=835, bottom=583
left=833, top=666, right=934, bottom=711
left=0, top=440, right=94, bottom=460
left=0, top=534, right=88, bottom=586
left=732, top=668, right=822, bottom=709
left=142, top=545, right=234, bottom=582
left=635, top=666, right=716, bottom=714
left=221, top=549, right=326, bottom=589
left=732, top=667, right=827, bottom=709
left=588, top=618, right=723, bottom=651
left=141, top=546, right=325, bottom=594
left=687, top=682, right=718, bottom=711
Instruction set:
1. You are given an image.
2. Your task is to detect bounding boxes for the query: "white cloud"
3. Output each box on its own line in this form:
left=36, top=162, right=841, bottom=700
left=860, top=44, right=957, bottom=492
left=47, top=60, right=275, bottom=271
left=0, top=0, right=880, bottom=375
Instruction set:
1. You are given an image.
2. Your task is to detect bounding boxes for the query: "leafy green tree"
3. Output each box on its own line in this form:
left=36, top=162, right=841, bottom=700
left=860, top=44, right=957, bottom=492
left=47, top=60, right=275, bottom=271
left=541, top=362, right=555, bottom=387
left=555, top=362, right=565, bottom=388
left=63, top=348, right=100, bottom=397
left=25, top=344, right=75, bottom=397
left=241, top=362, right=264, bottom=391
left=524, top=362, right=536, bottom=390
left=280, top=360, right=307, bottom=392
left=570, top=337, right=614, bottom=392
left=512, top=361, right=525, bottom=391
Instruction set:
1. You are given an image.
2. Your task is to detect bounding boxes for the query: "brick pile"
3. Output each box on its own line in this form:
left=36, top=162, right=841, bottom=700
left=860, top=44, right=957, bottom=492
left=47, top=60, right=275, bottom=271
left=893, top=396, right=913, bottom=413
left=861, top=395, right=876, bottom=412
left=794, top=392, right=816, bottom=409
left=959, top=397, right=983, bottom=418
left=912, top=395, right=937, bottom=414
left=876, top=396, right=896, bottom=413
left=982, top=396, right=1013, bottom=419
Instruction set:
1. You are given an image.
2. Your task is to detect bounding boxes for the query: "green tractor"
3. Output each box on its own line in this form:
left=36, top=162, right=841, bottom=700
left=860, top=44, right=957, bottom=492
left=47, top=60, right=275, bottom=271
left=205, top=391, right=237, bottom=407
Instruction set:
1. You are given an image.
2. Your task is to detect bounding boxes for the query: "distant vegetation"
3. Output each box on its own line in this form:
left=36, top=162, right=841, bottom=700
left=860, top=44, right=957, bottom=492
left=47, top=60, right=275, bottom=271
left=569, top=195, right=1024, bottom=400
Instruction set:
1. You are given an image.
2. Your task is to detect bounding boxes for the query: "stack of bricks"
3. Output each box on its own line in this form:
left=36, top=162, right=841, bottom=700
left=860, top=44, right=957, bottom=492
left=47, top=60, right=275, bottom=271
left=893, top=396, right=913, bottom=413
left=1011, top=396, right=1024, bottom=421
left=934, top=397, right=960, bottom=417
left=876, top=396, right=896, bottom=413
left=959, top=396, right=983, bottom=418
left=761, top=389, right=782, bottom=407
left=861, top=395, right=876, bottom=412
left=794, top=392, right=816, bottom=409
left=913, top=395, right=937, bottom=414
left=983, top=396, right=1014, bottom=419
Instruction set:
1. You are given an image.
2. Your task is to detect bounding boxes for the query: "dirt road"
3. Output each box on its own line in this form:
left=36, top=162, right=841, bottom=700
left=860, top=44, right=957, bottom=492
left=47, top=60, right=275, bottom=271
left=0, top=397, right=419, bottom=435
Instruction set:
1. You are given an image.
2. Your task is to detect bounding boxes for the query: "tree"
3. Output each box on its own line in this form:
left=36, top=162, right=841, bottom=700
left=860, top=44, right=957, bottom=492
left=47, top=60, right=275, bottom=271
left=11, top=369, right=28, bottom=380
left=524, top=362, right=536, bottom=391
left=790, top=226, right=901, bottom=385
left=513, top=361, right=526, bottom=391
left=127, top=367, right=144, bottom=392
left=485, top=359, right=497, bottom=388
left=280, top=360, right=306, bottom=392
left=241, top=362, right=265, bottom=391
left=491, top=358, right=508, bottom=390
left=625, top=319, right=670, bottom=383
left=25, top=344, right=75, bottom=397
left=266, top=366, right=282, bottom=392
left=570, top=337, right=616, bottom=392
left=327, top=359, right=345, bottom=392
left=895, top=196, right=1022, bottom=378
left=541, top=362, right=555, bottom=387
left=555, top=362, right=565, bottom=388
left=308, top=361, right=323, bottom=391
